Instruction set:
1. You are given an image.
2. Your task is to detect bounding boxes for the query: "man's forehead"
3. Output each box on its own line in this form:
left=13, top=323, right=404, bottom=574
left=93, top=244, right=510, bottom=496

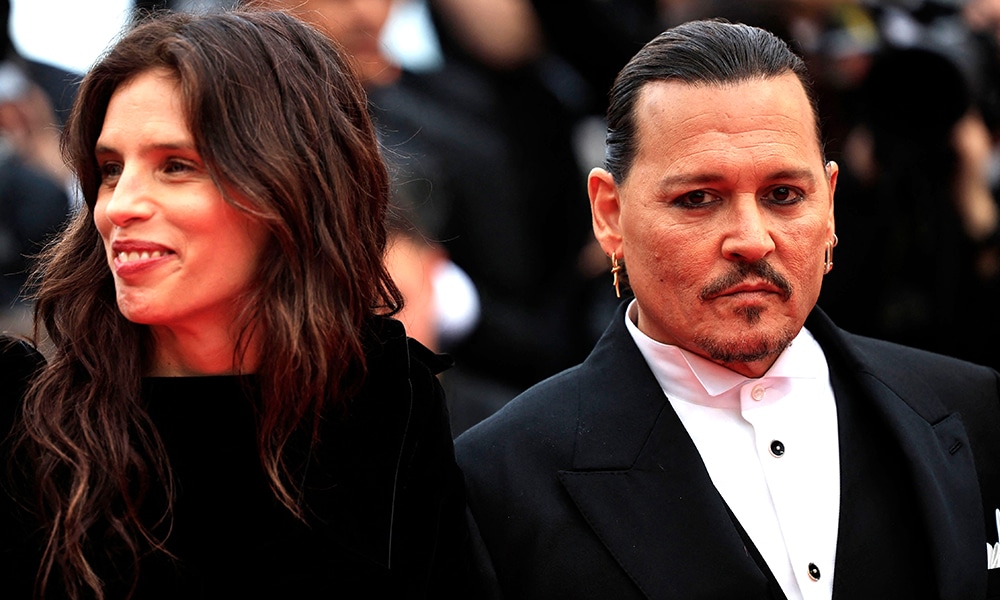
left=631, top=74, right=824, bottom=159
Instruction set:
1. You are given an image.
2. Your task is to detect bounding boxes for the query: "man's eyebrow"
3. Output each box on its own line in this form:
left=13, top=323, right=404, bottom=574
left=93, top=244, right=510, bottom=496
left=654, top=173, right=727, bottom=191
left=764, top=168, right=818, bottom=185
left=655, top=168, right=819, bottom=191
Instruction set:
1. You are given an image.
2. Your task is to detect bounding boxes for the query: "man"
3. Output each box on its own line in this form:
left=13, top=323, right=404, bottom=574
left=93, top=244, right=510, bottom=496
left=455, top=20, right=1000, bottom=600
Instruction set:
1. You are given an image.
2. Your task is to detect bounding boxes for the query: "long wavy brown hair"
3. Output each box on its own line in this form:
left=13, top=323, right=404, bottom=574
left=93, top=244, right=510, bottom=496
left=15, top=9, right=402, bottom=599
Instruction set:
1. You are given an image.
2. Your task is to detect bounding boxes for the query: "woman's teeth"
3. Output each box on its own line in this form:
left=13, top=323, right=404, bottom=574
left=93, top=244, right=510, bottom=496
left=117, top=250, right=167, bottom=263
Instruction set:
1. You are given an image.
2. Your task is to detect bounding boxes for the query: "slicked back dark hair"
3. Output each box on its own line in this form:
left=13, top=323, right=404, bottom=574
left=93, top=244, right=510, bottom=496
left=604, top=19, right=823, bottom=183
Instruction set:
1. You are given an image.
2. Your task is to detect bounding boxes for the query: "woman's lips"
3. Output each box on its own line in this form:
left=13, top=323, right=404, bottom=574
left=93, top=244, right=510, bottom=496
left=110, top=241, right=175, bottom=277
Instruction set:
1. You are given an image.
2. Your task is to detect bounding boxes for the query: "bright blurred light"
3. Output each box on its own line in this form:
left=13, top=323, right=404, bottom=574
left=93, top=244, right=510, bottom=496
left=9, top=0, right=132, bottom=74
left=382, top=0, right=442, bottom=73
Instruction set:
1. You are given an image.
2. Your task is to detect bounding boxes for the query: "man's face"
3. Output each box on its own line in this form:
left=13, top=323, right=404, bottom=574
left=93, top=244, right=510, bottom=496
left=590, top=73, right=837, bottom=378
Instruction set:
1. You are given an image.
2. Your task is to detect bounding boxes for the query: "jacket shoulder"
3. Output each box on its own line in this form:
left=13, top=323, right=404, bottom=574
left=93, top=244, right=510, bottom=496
left=814, top=317, right=1000, bottom=513
left=456, top=364, right=585, bottom=466
left=809, top=307, right=998, bottom=411
left=838, top=329, right=999, bottom=405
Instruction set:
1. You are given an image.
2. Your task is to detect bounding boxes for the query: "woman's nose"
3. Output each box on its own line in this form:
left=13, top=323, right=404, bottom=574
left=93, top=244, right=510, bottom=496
left=99, top=168, right=155, bottom=228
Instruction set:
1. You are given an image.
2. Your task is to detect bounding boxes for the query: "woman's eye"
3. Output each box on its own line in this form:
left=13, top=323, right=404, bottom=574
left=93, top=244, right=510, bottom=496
left=765, top=186, right=804, bottom=205
left=164, top=160, right=195, bottom=174
left=99, top=162, right=122, bottom=182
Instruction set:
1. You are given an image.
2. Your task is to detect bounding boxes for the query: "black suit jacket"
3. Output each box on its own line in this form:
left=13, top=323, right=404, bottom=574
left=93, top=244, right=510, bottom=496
left=456, top=305, right=1000, bottom=599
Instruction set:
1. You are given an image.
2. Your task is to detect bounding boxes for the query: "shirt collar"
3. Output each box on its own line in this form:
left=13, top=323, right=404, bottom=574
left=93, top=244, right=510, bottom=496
left=624, top=300, right=827, bottom=408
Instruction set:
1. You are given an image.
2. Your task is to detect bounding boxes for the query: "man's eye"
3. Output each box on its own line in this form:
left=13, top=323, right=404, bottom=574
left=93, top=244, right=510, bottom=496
left=765, top=186, right=804, bottom=205
left=676, top=190, right=719, bottom=208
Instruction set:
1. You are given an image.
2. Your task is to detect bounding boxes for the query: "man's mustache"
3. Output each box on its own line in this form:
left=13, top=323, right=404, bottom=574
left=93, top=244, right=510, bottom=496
left=700, top=260, right=793, bottom=302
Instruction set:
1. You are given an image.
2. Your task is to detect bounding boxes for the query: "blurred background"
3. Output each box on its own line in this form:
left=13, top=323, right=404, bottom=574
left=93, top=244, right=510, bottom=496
left=3, top=0, right=999, bottom=434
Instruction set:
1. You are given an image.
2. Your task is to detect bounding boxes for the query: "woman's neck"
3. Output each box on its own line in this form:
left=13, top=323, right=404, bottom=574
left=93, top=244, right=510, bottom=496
left=148, top=324, right=260, bottom=377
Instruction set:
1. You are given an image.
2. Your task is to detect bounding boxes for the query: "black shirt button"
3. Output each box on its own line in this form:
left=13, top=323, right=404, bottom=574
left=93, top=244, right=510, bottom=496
left=808, top=563, right=821, bottom=581
left=769, top=440, right=785, bottom=457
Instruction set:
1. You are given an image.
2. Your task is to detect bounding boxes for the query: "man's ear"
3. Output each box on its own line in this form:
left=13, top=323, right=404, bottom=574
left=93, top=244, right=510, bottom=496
left=825, top=160, right=838, bottom=235
left=589, top=167, right=624, bottom=256
left=825, top=160, right=839, bottom=192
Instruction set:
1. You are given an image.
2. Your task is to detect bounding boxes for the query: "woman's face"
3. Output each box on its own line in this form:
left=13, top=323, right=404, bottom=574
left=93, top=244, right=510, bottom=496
left=93, top=68, right=269, bottom=339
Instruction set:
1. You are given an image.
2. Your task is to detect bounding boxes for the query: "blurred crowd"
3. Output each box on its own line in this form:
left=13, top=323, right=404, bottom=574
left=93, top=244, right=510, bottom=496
left=3, top=0, right=1000, bottom=433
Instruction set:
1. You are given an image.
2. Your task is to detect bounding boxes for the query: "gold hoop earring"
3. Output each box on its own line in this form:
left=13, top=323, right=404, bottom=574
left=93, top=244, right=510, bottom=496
left=611, top=251, right=623, bottom=298
left=823, top=234, right=839, bottom=274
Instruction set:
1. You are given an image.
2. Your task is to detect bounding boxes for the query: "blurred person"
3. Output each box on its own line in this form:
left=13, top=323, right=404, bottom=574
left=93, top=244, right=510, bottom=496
left=821, top=3, right=1000, bottom=370
left=408, top=0, right=598, bottom=431
left=0, top=60, right=68, bottom=310
left=966, top=0, right=1000, bottom=41
left=0, top=0, right=75, bottom=323
left=430, top=0, right=543, bottom=71
left=0, top=0, right=76, bottom=183
left=250, top=0, right=460, bottom=354
left=529, top=0, right=665, bottom=118
left=0, top=62, right=70, bottom=188
left=0, top=9, right=469, bottom=599
left=254, top=0, right=400, bottom=85
left=1, top=0, right=79, bottom=126
left=257, top=0, right=596, bottom=433
left=457, top=20, right=1000, bottom=599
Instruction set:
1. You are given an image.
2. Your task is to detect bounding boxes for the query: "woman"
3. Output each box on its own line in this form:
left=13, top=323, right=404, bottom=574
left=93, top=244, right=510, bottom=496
left=0, top=9, right=468, bottom=599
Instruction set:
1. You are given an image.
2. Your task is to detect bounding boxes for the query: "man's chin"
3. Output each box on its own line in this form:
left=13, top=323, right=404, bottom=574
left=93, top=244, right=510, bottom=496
left=734, top=304, right=765, bottom=325
left=693, top=326, right=796, bottom=368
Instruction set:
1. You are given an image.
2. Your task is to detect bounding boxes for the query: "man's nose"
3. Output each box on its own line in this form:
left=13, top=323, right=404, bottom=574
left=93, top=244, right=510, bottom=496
left=720, top=197, right=775, bottom=263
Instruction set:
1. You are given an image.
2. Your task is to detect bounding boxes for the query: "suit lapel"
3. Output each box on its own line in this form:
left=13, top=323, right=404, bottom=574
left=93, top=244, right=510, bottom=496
left=557, top=306, right=775, bottom=599
left=807, top=309, right=986, bottom=600
left=558, top=305, right=986, bottom=599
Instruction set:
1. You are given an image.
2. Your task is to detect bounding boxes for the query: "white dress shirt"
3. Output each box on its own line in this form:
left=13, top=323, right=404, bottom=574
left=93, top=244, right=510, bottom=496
left=625, top=301, right=840, bottom=600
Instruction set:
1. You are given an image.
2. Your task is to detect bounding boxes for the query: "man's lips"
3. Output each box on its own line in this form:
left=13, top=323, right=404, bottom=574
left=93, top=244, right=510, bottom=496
left=700, top=260, right=793, bottom=302
left=703, top=282, right=783, bottom=300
